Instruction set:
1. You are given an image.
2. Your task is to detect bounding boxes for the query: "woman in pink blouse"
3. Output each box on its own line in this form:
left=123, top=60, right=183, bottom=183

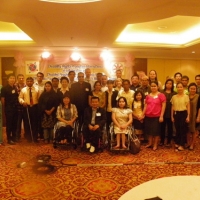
left=143, top=81, right=166, bottom=150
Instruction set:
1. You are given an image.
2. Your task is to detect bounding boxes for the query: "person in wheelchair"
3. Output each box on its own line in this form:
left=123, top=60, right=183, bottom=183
left=56, top=94, right=78, bottom=144
left=112, top=97, right=133, bottom=149
left=83, top=96, right=106, bottom=153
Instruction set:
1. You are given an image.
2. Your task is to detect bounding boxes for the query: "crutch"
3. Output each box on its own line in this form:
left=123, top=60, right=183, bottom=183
left=26, top=107, right=34, bottom=143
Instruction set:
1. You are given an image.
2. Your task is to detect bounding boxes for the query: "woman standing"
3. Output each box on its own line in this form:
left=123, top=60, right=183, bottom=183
left=56, top=95, right=78, bottom=144
left=88, top=81, right=105, bottom=108
left=187, top=83, right=200, bottom=150
left=57, top=77, right=70, bottom=103
left=143, top=81, right=166, bottom=151
left=132, top=90, right=145, bottom=140
left=38, top=81, right=59, bottom=143
left=160, top=79, right=177, bottom=146
left=115, top=78, right=124, bottom=93
left=171, top=82, right=190, bottom=151
left=149, top=70, right=162, bottom=90
left=112, top=97, right=132, bottom=149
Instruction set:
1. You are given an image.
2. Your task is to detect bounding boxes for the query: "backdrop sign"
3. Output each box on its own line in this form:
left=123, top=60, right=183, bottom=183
left=47, top=63, right=104, bottom=80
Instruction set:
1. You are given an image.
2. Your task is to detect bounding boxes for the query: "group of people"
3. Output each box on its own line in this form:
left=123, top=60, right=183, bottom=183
left=1, top=68, right=200, bottom=153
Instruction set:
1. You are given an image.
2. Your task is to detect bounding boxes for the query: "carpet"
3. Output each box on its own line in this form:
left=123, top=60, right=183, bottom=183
left=1, top=128, right=200, bottom=199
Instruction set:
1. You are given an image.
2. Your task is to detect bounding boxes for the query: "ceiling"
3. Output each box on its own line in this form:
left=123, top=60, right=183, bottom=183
left=1, top=0, right=200, bottom=59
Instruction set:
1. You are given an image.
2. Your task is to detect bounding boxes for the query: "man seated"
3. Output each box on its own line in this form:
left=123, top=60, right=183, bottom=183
left=83, top=96, right=106, bottom=153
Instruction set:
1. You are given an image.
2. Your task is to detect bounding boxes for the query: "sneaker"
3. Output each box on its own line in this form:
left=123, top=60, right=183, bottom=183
left=90, top=146, right=95, bottom=153
left=86, top=143, right=91, bottom=149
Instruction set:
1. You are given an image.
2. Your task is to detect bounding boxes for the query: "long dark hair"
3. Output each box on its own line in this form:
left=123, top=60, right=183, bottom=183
left=43, top=81, right=54, bottom=93
left=93, top=81, right=101, bottom=91
left=163, top=78, right=174, bottom=92
left=133, top=90, right=145, bottom=110
left=117, top=97, right=129, bottom=109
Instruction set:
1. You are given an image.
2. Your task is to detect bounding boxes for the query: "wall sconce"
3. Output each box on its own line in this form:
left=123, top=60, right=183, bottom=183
left=70, top=52, right=81, bottom=62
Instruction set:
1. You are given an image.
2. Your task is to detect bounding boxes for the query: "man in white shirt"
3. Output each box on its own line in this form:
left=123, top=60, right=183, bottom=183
left=101, top=75, right=108, bottom=92
left=33, top=72, right=45, bottom=95
left=85, top=68, right=95, bottom=90
left=68, top=71, right=77, bottom=89
left=117, top=79, right=134, bottom=109
left=19, top=77, right=39, bottom=143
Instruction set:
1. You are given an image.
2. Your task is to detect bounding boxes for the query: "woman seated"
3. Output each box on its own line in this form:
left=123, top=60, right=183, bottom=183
left=112, top=97, right=133, bottom=149
left=56, top=94, right=78, bottom=144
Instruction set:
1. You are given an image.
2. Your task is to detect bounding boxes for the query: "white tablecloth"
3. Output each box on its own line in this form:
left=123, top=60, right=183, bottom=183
left=119, top=176, right=200, bottom=200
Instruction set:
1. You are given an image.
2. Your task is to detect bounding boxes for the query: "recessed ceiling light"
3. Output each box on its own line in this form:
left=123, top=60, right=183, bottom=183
left=192, top=51, right=195, bottom=53
left=158, top=26, right=167, bottom=30
left=39, top=0, right=101, bottom=3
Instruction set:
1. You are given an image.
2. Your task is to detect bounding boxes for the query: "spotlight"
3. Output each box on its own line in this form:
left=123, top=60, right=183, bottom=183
left=41, top=51, right=51, bottom=59
left=100, top=49, right=112, bottom=61
left=70, top=52, right=81, bottom=62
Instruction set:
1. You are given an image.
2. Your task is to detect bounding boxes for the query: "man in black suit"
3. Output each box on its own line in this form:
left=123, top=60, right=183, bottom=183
left=83, top=96, right=106, bottom=153
left=70, top=72, right=91, bottom=132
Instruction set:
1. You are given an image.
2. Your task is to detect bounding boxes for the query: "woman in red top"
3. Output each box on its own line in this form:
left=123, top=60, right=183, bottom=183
left=143, top=81, right=166, bottom=150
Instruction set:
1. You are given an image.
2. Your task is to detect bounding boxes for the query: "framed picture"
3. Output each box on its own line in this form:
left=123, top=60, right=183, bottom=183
left=25, top=61, right=39, bottom=75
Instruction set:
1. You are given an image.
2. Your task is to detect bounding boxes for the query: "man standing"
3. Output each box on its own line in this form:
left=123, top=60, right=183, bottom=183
left=15, top=74, right=26, bottom=142
left=19, top=77, right=39, bottom=143
left=195, top=74, right=200, bottom=95
left=117, top=79, right=134, bottom=109
left=130, top=75, right=140, bottom=92
left=138, top=76, right=151, bottom=97
left=70, top=72, right=91, bottom=132
left=51, top=77, right=59, bottom=92
left=33, top=72, right=45, bottom=95
left=83, top=96, right=106, bottom=153
left=85, top=68, right=95, bottom=90
left=181, top=75, right=189, bottom=95
left=1, top=74, right=18, bottom=145
left=101, top=75, right=108, bottom=92
left=174, top=72, right=182, bottom=87
left=68, top=71, right=77, bottom=89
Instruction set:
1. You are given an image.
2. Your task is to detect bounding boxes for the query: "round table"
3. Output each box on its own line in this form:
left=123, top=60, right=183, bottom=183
left=119, top=176, right=200, bottom=200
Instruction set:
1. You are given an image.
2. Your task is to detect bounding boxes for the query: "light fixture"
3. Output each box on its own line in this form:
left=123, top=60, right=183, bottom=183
left=100, top=49, right=112, bottom=61
left=39, top=0, right=101, bottom=3
left=70, top=52, right=81, bottom=62
left=41, top=51, right=51, bottom=59
left=192, top=51, right=195, bottom=54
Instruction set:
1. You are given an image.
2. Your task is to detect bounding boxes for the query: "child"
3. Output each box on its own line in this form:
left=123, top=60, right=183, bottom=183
left=132, top=90, right=145, bottom=140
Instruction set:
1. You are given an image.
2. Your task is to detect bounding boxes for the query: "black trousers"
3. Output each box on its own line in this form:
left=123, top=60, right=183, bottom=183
left=160, top=118, right=173, bottom=144
left=174, top=111, right=188, bottom=146
left=106, top=111, right=112, bottom=133
left=16, top=110, right=24, bottom=140
left=77, top=109, right=84, bottom=133
left=5, top=106, right=18, bottom=142
left=59, top=125, right=73, bottom=142
left=23, top=105, right=38, bottom=142
left=83, top=125, right=101, bottom=148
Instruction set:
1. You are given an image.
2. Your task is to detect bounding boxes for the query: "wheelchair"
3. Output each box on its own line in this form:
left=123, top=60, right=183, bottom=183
left=80, top=124, right=108, bottom=152
left=108, top=122, right=132, bottom=152
left=52, top=120, right=79, bottom=149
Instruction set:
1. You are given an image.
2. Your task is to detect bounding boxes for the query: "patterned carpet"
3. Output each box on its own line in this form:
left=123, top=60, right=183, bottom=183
left=1, top=129, right=200, bottom=199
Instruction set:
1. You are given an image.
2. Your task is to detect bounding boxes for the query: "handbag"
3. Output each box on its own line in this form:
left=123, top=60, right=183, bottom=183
left=128, top=128, right=141, bottom=154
